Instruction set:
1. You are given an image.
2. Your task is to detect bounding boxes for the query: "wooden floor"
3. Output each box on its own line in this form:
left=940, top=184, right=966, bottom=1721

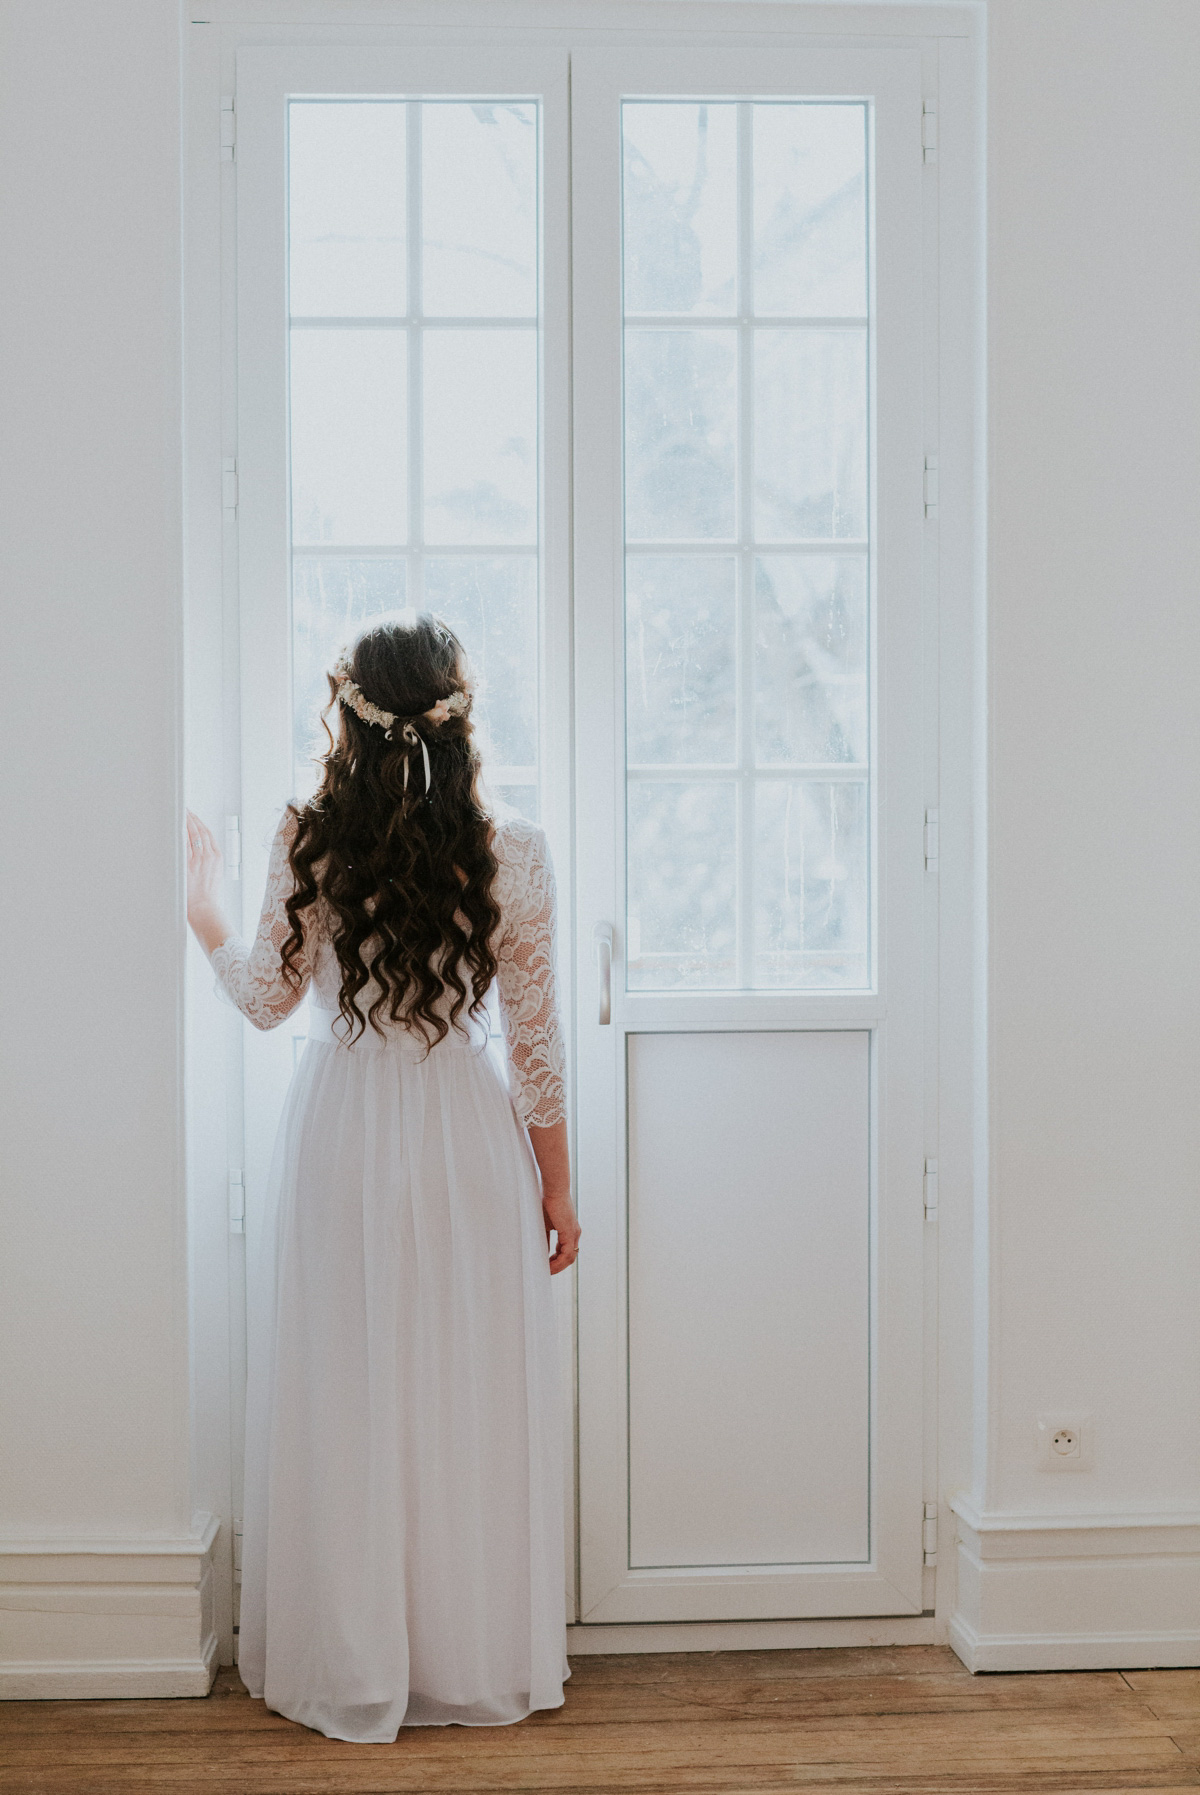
left=1, top=1647, right=1197, bottom=1794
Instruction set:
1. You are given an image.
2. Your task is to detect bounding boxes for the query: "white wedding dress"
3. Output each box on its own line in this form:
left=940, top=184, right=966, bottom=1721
left=210, top=812, right=568, bottom=1743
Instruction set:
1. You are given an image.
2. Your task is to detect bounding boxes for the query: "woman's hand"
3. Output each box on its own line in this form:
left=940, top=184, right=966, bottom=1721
left=185, top=811, right=231, bottom=956
left=542, top=1186, right=581, bottom=1275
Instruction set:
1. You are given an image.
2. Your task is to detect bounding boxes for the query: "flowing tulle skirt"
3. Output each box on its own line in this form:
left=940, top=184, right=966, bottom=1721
left=237, top=1008, right=568, bottom=1743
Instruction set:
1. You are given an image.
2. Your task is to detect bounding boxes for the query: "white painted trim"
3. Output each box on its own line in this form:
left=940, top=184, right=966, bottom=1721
left=950, top=1617, right=1200, bottom=1676
left=0, top=1516, right=220, bottom=1700
left=0, top=1646, right=220, bottom=1702
left=949, top=1503, right=1200, bottom=1673
left=568, top=1615, right=943, bottom=1653
left=0, top=1516, right=221, bottom=1562
left=950, top=1494, right=1200, bottom=1537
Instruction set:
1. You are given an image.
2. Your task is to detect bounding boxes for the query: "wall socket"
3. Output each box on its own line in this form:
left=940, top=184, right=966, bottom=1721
left=1035, top=1411, right=1093, bottom=1471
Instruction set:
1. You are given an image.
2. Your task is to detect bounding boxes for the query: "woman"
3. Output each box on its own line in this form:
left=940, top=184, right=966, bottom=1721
left=185, top=615, right=579, bottom=1744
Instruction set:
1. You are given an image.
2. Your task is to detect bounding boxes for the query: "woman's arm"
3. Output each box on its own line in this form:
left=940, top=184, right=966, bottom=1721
left=494, top=824, right=580, bottom=1274
left=186, top=809, right=311, bottom=1029
left=527, top=1119, right=579, bottom=1274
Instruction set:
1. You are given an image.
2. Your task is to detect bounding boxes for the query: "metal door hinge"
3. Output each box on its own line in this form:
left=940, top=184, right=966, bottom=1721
left=924, top=454, right=939, bottom=520
left=222, top=457, right=238, bottom=514
left=923, top=1502, right=938, bottom=1565
left=924, top=1157, right=939, bottom=1222
left=924, top=807, right=939, bottom=871
left=922, top=105, right=938, bottom=164
left=228, top=1171, right=245, bottom=1236
left=233, top=1519, right=244, bottom=1583
left=224, top=813, right=241, bottom=880
left=221, top=95, right=235, bottom=160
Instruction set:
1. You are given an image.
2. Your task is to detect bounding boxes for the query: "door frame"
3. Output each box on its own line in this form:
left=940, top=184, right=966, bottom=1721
left=182, top=2, right=984, bottom=1663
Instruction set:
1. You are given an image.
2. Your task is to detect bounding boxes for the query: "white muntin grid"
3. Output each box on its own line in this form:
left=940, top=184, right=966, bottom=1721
left=620, top=98, right=872, bottom=993
left=286, top=97, right=542, bottom=800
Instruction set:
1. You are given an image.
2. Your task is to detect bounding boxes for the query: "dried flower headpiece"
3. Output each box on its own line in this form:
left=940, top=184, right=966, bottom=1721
left=332, top=652, right=469, bottom=795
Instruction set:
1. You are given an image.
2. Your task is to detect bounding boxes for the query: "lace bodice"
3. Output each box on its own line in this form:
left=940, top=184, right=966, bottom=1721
left=210, top=812, right=567, bottom=1128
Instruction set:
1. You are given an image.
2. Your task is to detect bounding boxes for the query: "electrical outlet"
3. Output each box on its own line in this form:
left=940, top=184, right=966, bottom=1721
left=1035, top=1411, right=1093, bottom=1471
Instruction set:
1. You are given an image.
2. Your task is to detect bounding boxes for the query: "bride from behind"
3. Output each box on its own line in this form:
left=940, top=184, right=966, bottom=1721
left=185, top=614, right=579, bottom=1743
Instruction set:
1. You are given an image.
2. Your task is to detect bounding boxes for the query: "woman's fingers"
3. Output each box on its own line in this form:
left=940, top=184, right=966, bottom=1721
left=185, top=812, right=222, bottom=864
left=547, top=1218, right=581, bottom=1274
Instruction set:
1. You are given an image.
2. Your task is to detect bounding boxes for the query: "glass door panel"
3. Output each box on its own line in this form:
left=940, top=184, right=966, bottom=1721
left=621, top=100, right=871, bottom=992
left=287, top=98, right=542, bottom=820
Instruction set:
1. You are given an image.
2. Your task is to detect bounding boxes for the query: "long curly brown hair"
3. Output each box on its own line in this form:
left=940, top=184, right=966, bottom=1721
left=280, top=615, right=501, bottom=1046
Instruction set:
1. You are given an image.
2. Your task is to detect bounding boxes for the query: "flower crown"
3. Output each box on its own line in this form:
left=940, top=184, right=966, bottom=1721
left=331, top=652, right=469, bottom=742
left=331, top=650, right=469, bottom=795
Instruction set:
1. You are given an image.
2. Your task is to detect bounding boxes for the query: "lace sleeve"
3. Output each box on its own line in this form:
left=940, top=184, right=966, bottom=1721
left=494, top=822, right=567, bottom=1129
left=210, top=812, right=311, bottom=1031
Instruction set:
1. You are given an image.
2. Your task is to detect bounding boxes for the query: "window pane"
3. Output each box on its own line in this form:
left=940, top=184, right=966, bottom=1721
left=621, top=97, right=873, bottom=992
left=422, top=103, right=537, bottom=318
left=754, top=329, right=867, bottom=540
left=289, top=102, right=406, bottom=318
left=755, top=782, right=869, bottom=988
left=286, top=98, right=543, bottom=822
left=627, top=783, right=737, bottom=990
left=291, top=559, right=407, bottom=796
left=626, top=556, right=737, bottom=766
left=423, top=329, right=537, bottom=545
left=424, top=557, right=538, bottom=770
left=625, top=330, right=737, bottom=541
left=290, top=330, right=406, bottom=545
left=755, top=556, right=868, bottom=765
left=622, top=103, right=737, bottom=316
left=753, top=104, right=867, bottom=317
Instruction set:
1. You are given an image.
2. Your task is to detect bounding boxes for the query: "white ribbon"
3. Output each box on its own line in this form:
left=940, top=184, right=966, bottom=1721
left=401, top=722, right=432, bottom=795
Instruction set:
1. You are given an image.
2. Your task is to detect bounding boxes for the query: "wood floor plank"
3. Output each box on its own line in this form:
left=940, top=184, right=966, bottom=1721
left=561, top=1645, right=968, bottom=1684
left=0, top=1672, right=1147, bottom=1738
left=1, top=1647, right=1197, bottom=1795
left=1122, top=1674, right=1200, bottom=1722
left=0, top=1706, right=1182, bottom=1762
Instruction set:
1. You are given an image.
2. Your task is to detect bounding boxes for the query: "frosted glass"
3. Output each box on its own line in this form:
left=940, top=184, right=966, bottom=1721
left=422, top=103, right=537, bottom=318
left=422, top=330, right=537, bottom=545
left=288, top=103, right=406, bottom=318
left=755, top=557, right=868, bottom=765
left=622, top=103, right=737, bottom=316
left=754, top=329, right=867, bottom=540
left=290, top=330, right=406, bottom=546
left=627, top=783, right=737, bottom=989
left=755, top=781, right=869, bottom=988
left=753, top=104, right=867, bottom=318
left=424, top=557, right=538, bottom=770
left=291, top=559, right=407, bottom=794
left=624, top=330, right=736, bottom=541
left=626, top=556, right=737, bottom=765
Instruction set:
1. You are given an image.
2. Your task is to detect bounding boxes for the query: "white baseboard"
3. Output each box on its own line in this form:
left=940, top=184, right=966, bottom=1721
left=567, top=1615, right=944, bottom=1654
left=948, top=1495, right=1200, bottom=1673
left=0, top=1516, right=220, bottom=1700
left=0, top=1634, right=220, bottom=1700
left=950, top=1613, right=1200, bottom=1673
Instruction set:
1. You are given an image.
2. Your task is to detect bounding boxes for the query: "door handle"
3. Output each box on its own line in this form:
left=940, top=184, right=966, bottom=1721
left=593, top=922, right=613, bottom=1026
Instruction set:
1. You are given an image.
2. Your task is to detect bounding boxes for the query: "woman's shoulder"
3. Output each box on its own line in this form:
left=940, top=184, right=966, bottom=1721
left=491, top=811, right=552, bottom=892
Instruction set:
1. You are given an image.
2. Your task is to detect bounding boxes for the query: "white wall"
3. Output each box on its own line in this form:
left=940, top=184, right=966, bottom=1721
left=0, top=0, right=1196, bottom=1693
left=0, top=1, right=217, bottom=1695
left=950, top=0, right=1200, bottom=1668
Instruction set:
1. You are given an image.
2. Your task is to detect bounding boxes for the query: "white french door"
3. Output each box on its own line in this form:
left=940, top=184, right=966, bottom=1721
left=233, top=36, right=934, bottom=1629
left=572, top=48, right=928, bottom=1622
